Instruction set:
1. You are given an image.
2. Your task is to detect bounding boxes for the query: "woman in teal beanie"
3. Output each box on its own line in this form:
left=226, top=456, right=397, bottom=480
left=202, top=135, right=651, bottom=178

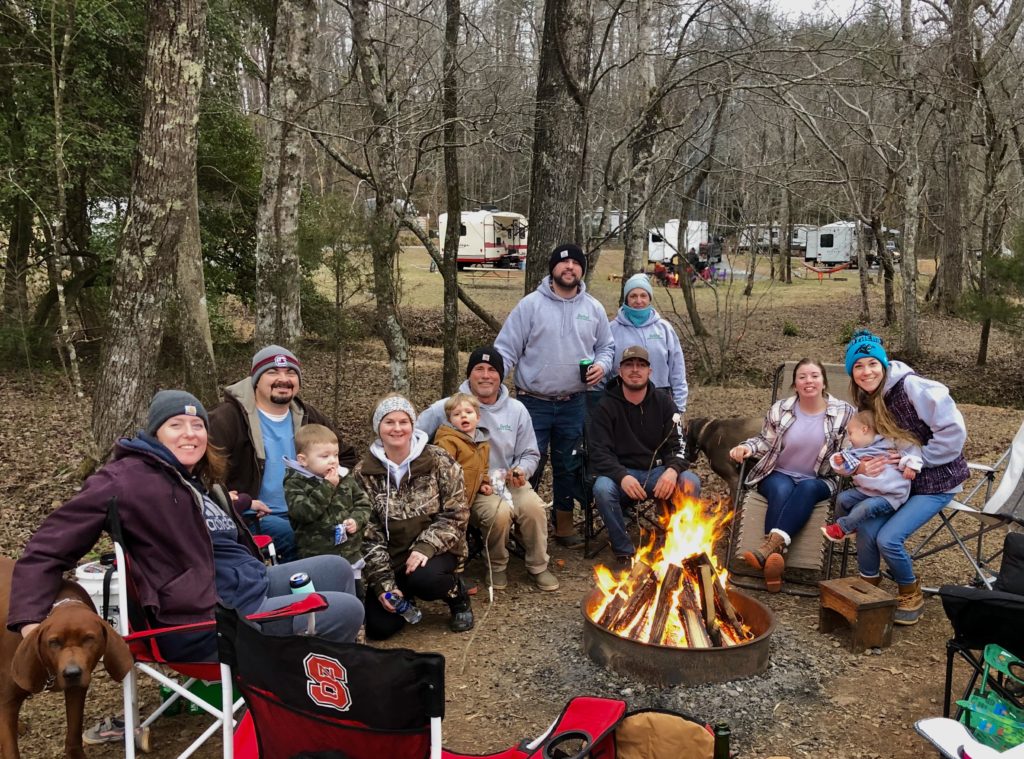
left=845, top=329, right=968, bottom=625
left=605, top=273, right=689, bottom=414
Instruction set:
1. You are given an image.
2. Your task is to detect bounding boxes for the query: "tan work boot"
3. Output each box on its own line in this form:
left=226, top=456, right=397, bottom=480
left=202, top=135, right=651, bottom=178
left=554, top=509, right=583, bottom=549
left=859, top=575, right=882, bottom=587
left=895, top=579, right=925, bottom=625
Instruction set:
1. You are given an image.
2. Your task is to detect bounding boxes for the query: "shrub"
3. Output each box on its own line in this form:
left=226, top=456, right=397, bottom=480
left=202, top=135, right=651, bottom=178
left=782, top=320, right=799, bottom=337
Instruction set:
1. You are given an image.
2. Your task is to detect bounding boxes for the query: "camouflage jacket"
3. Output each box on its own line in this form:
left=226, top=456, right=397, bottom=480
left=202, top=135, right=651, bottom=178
left=284, top=463, right=372, bottom=564
left=355, top=443, right=468, bottom=597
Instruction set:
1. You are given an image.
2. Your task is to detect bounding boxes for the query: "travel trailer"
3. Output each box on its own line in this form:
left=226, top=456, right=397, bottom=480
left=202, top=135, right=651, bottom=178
left=805, top=221, right=858, bottom=266
left=647, top=220, right=709, bottom=263
left=437, top=210, right=528, bottom=269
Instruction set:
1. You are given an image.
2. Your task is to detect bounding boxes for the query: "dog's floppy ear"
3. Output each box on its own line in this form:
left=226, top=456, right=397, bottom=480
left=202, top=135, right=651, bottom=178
left=102, top=625, right=134, bottom=682
left=11, top=625, right=49, bottom=693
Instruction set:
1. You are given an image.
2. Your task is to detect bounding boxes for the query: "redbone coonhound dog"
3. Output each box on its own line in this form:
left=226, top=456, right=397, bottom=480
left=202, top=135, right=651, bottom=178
left=0, top=556, right=133, bottom=759
left=684, top=416, right=763, bottom=503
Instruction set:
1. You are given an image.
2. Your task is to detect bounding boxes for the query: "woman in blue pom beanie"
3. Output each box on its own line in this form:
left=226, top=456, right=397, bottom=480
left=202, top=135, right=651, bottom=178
left=845, top=329, right=968, bottom=626
left=604, top=273, right=689, bottom=414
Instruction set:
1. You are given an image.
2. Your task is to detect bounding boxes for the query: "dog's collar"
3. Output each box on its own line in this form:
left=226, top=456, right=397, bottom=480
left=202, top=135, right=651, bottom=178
left=50, top=598, right=89, bottom=613
left=697, top=418, right=714, bottom=441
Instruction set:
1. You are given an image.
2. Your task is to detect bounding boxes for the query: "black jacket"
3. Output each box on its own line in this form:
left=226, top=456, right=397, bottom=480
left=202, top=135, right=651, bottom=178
left=589, top=378, right=686, bottom=484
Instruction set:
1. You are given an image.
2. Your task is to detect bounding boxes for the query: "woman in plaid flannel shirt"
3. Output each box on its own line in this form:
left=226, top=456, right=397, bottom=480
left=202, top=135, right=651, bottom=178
left=729, top=359, right=854, bottom=591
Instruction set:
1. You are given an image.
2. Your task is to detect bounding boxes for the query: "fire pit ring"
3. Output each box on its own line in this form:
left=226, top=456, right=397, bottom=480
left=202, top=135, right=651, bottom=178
left=582, top=586, right=776, bottom=686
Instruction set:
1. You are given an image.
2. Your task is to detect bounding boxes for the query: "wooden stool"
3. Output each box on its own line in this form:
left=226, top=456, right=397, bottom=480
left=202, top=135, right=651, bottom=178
left=818, top=576, right=896, bottom=653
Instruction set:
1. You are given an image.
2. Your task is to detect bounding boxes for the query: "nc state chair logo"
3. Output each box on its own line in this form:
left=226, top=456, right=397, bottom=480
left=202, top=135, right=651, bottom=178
left=303, top=653, right=352, bottom=712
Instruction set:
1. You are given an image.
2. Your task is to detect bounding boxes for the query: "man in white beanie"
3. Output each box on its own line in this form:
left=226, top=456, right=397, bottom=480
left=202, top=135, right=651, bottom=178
left=208, top=345, right=358, bottom=562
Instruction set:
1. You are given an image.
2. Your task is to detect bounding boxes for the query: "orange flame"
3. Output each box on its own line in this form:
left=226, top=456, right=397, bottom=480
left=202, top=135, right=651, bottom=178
left=587, top=489, right=748, bottom=647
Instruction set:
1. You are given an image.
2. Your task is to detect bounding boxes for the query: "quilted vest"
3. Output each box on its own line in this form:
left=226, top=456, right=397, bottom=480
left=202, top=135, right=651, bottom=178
left=886, top=376, right=969, bottom=494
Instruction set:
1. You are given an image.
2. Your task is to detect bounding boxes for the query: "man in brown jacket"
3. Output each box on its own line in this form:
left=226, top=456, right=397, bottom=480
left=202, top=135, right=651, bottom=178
left=208, top=345, right=358, bottom=562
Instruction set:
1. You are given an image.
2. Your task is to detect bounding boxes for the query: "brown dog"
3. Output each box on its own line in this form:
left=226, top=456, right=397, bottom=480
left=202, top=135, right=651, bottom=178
left=685, top=416, right=763, bottom=503
left=0, top=557, right=133, bottom=759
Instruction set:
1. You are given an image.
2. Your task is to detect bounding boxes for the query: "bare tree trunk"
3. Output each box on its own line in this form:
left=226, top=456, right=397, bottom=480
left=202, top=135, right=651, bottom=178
left=898, top=0, right=921, bottom=357
left=350, top=0, right=410, bottom=393
left=171, top=189, right=218, bottom=406
left=440, top=0, right=462, bottom=395
left=856, top=224, right=871, bottom=323
left=525, top=0, right=592, bottom=292
left=254, top=0, right=316, bottom=347
left=48, top=0, right=84, bottom=399
left=871, top=215, right=896, bottom=326
left=91, top=0, right=206, bottom=459
left=3, top=197, right=31, bottom=327
left=620, top=0, right=657, bottom=286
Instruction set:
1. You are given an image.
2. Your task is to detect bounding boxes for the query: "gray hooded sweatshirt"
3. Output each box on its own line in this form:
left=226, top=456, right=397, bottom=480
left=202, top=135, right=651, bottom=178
left=494, top=276, right=615, bottom=397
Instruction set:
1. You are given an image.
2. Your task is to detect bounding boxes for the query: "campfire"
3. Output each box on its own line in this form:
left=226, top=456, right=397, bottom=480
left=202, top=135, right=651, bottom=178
left=586, top=491, right=753, bottom=648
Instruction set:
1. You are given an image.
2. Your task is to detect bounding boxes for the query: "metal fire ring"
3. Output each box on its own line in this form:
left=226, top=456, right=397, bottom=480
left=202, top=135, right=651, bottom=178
left=581, top=586, right=776, bottom=686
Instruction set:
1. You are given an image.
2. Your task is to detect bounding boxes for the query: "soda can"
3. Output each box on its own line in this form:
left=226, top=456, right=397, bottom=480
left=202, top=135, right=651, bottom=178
left=289, top=571, right=316, bottom=595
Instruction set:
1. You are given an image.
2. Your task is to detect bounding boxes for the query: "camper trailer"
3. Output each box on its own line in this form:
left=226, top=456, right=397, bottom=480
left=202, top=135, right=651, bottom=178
left=790, top=225, right=813, bottom=251
left=438, top=210, right=528, bottom=269
left=805, top=221, right=858, bottom=266
left=737, top=224, right=781, bottom=251
left=647, top=220, right=709, bottom=264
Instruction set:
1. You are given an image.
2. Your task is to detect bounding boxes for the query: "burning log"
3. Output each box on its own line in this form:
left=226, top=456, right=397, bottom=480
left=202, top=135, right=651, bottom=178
left=648, top=563, right=683, bottom=645
left=597, top=561, right=657, bottom=634
left=681, top=553, right=751, bottom=644
left=676, top=573, right=713, bottom=647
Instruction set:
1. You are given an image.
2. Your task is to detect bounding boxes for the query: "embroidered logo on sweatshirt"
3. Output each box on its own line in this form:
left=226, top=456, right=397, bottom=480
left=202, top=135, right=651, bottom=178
left=498, top=423, right=513, bottom=432
left=576, top=313, right=591, bottom=322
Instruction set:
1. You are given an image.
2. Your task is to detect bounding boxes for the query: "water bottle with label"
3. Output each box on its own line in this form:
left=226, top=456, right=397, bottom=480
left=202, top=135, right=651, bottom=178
left=383, top=592, right=422, bottom=624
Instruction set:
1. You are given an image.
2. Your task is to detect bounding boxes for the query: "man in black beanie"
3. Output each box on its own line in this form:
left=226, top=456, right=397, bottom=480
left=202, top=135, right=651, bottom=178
left=494, top=243, right=615, bottom=547
left=416, top=346, right=558, bottom=590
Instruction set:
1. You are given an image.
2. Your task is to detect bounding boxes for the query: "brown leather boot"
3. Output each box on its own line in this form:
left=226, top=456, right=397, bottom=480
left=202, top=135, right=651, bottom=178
left=895, top=579, right=925, bottom=625
left=762, top=532, right=787, bottom=593
left=859, top=575, right=882, bottom=587
left=742, top=532, right=786, bottom=572
left=554, top=509, right=583, bottom=549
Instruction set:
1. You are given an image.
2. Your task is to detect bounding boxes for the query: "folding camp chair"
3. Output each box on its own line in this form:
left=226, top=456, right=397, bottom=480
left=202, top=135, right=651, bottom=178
left=727, top=361, right=855, bottom=594
left=914, top=565, right=1024, bottom=759
left=908, top=419, right=1024, bottom=591
left=219, top=601, right=627, bottom=759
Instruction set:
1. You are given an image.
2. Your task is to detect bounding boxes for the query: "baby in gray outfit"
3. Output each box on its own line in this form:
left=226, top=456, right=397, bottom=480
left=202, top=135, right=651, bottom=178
left=823, top=409, right=923, bottom=542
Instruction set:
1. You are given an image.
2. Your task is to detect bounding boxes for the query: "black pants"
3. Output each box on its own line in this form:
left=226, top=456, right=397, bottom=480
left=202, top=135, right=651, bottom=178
left=365, top=553, right=459, bottom=640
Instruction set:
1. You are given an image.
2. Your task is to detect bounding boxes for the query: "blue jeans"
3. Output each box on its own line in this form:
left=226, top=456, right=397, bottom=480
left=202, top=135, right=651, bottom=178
left=519, top=393, right=586, bottom=513
left=592, top=466, right=702, bottom=557
left=835, top=488, right=894, bottom=534
left=855, top=492, right=953, bottom=584
left=247, top=513, right=298, bottom=563
left=158, top=555, right=363, bottom=661
left=756, top=471, right=830, bottom=540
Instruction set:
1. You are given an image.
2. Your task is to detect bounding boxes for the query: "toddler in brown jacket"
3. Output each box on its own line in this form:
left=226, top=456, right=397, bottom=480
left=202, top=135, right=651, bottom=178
left=433, top=393, right=493, bottom=506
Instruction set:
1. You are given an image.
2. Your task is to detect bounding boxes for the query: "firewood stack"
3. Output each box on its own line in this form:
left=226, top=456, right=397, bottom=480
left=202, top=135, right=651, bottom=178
left=595, top=552, right=753, bottom=648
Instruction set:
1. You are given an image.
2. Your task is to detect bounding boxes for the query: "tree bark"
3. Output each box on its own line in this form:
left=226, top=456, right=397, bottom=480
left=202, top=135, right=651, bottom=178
left=525, top=0, right=592, bottom=292
left=171, top=187, right=218, bottom=407
left=90, top=0, right=207, bottom=459
left=350, top=0, right=410, bottom=393
left=897, top=0, right=921, bottom=357
left=255, top=0, right=315, bottom=348
left=440, top=0, right=462, bottom=396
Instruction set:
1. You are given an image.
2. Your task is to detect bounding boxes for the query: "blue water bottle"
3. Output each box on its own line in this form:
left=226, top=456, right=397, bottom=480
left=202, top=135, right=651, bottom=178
left=384, top=592, right=422, bottom=624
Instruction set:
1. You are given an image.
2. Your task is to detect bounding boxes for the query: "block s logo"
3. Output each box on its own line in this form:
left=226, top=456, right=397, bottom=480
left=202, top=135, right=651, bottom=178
left=303, top=653, right=352, bottom=712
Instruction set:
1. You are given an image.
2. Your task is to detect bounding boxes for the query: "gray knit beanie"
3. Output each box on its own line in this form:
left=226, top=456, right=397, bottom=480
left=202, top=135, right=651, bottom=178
left=146, top=390, right=208, bottom=435
left=251, top=345, right=302, bottom=386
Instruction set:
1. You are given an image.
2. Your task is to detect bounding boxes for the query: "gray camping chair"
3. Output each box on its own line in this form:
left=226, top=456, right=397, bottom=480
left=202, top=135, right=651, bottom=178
left=910, top=419, right=1024, bottom=592
left=728, top=362, right=855, bottom=595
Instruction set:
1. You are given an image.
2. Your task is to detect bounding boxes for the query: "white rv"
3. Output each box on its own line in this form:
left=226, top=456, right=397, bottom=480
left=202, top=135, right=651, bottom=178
left=738, top=224, right=781, bottom=251
left=805, top=221, right=858, bottom=266
left=647, top=220, right=709, bottom=263
left=790, top=224, right=814, bottom=251
left=437, top=210, right=528, bottom=269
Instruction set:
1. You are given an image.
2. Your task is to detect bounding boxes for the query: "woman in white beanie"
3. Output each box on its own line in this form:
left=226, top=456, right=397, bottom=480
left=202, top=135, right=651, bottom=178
left=356, top=394, right=473, bottom=639
left=605, top=273, right=689, bottom=414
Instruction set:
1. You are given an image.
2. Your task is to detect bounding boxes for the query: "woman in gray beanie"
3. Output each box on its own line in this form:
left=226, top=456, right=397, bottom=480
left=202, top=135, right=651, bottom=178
left=9, top=389, right=364, bottom=687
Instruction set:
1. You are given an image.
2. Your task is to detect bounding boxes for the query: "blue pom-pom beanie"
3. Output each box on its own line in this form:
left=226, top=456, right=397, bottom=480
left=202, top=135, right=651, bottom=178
left=845, top=329, right=889, bottom=376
